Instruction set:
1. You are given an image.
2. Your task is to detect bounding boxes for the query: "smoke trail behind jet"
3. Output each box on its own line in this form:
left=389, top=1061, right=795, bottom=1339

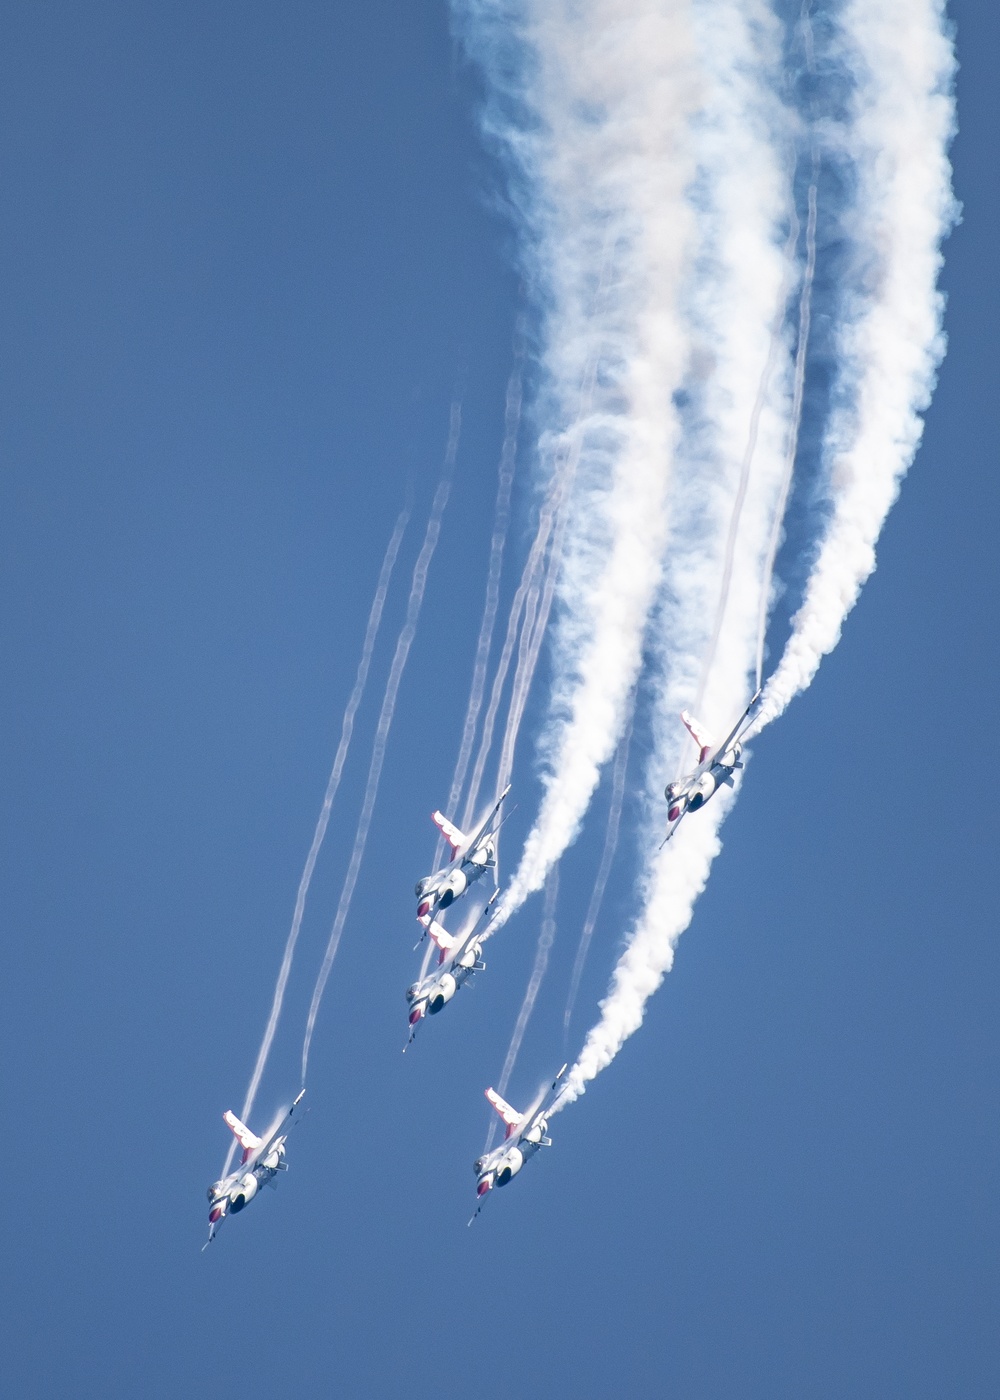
left=455, top=0, right=704, bottom=934
left=557, top=0, right=955, bottom=1111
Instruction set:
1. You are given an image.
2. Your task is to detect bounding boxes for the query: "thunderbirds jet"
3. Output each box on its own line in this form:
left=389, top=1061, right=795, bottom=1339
left=414, top=785, right=510, bottom=920
left=204, top=1090, right=305, bottom=1248
left=661, top=690, right=761, bottom=845
left=471, top=1065, right=567, bottom=1217
left=406, top=891, right=499, bottom=1041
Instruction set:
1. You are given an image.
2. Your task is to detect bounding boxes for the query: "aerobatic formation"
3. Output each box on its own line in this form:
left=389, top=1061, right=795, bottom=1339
left=205, top=0, right=957, bottom=1244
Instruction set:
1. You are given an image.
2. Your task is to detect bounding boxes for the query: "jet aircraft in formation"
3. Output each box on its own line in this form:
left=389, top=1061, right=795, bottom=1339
left=471, top=1064, right=567, bottom=1218
left=406, top=890, right=499, bottom=1040
left=206, top=682, right=767, bottom=1241
left=413, top=786, right=510, bottom=920
left=661, top=690, right=761, bottom=845
left=204, top=1090, right=305, bottom=1247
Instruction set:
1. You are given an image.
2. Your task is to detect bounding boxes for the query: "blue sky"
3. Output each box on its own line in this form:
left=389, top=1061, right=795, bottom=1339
left=1, top=3, right=998, bottom=1397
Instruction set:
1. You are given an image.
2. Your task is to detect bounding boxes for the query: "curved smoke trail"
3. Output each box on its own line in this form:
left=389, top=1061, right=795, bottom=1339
left=455, top=0, right=704, bottom=933
left=564, top=711, right=632, bottom=1035
left=300, top=406, right=461, bottom=1081
left=752, top=0, right=957, bottom=733
left=559, top=0, right=955, bottom=1109
left=221, top=511, right=408, bottom=1176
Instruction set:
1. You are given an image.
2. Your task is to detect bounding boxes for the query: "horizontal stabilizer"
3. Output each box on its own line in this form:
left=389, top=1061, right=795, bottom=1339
left=486, top=1086, right=521, bottom=1138
left=419, top=913, right=454, bottom=952
left=432, top=810, right=466, bottom=857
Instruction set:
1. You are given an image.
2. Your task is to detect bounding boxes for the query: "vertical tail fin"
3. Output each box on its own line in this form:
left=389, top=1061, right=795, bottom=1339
left=680, top=711, right=713, bottom=764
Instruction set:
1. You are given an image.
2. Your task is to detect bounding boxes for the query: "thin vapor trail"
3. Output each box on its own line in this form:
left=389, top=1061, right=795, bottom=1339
left=221, top=510, right=408, bottom=1177
left=491, top=244, right=620, bottom=813
left=433, top=360, right=522, bottom=872
left=460, top=462, right=561, bottom=831
left=564, top=712, right=632, bottom=1036
left=484, top=866, right=559, bottom=1152
left=300, top=407, right=461, bottom=1081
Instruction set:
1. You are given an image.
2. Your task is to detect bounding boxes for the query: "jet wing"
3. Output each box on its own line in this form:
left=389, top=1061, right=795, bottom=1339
left=688, top=688, right=762, bottom=780
left=243, top=1090, right=306, bottom=1171
left=458, top=785, right=511, bottom=860
left=431, top=811, right=467, bottom=858
left=531, top=1063, right=568, bottom=1127
left=709, top=688, right=761, bottom=764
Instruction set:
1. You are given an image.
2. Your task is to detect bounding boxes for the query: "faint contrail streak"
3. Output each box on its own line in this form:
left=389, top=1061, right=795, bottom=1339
left=432, top=357, right=522, bottom=870
left=564, top=711, right=632, bottom=1036
left=221, top=509, right=408, bottom=1176
left=484, top=866, right=559, bottom=1152
left=752, top=0, right=956, bottom=732
left=300, top=405, right=461, bottom=1081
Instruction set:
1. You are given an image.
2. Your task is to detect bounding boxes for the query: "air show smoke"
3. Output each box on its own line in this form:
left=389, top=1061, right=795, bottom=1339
left=456, top=0, right=953, bottom=1116
left=456, top=0, right=702, bottom=933
left=558, top=0, right=955, bottom=1109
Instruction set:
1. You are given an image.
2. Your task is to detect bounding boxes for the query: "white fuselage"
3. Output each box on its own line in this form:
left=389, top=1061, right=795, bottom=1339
left=473, top=1115, right=549, bottom=1198
left=665, top=745, right=742, bottom=822
left=407, top=939, right=484, bottom=1027
left=414, top=839, right=495, bottom=919
left=207, top=1142, right=285, bottom=1229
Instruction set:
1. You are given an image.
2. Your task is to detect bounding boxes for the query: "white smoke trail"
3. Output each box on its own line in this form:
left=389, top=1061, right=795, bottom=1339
left=432, top=358, right=523, bottom=872
left=752, top=0, right=957, bottom=733
left=300, top=406, right=461, bottom=1081
left=754, top=165, right=818, bottom=691
left=484, top=866, right=560, bottom=1152
left=455, top=0, right=705, bottom=934
left=564, top=711, right=632, bottom=1035
left=559, top=0, right=955, bottom=1109
left=221, top=510, right=408, bottom=1176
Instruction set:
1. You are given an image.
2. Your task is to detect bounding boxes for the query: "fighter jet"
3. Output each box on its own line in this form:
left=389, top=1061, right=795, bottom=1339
left=661, top=689, right=761, bottom=845
left=471, top=1065, right=567, bottom=1217
left=204, top=1089, right=305, bottom=1248
left=414, top=785, right=510, bottom=920
left=405, top=891, right=499, bottom=1041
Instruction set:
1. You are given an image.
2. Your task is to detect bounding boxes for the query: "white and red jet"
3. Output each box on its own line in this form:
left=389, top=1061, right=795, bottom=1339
left=406, top=891, right=499, bottom=1040
left=471, top=1066, right=567, bottom=1217
left=662, top=690, right=761, bottom=844
left=413, top=785, right=510, bottom=921
left=204, top=1090, right=305, bottom=1248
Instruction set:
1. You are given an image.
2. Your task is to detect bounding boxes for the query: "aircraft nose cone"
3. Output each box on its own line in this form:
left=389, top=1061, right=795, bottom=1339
left=417, top=900, right=431, bottom=918
left=668, top=806, right=681, bottom=821
left=409, top=1006, right=424, bottom=1025
left=209, top=1206, right=224, bottom=1223
left=476, top=1177, right=492, bottom=1197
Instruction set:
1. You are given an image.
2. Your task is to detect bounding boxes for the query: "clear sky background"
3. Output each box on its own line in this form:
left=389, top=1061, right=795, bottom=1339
left=1, top=3, right=997, bottom=1397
